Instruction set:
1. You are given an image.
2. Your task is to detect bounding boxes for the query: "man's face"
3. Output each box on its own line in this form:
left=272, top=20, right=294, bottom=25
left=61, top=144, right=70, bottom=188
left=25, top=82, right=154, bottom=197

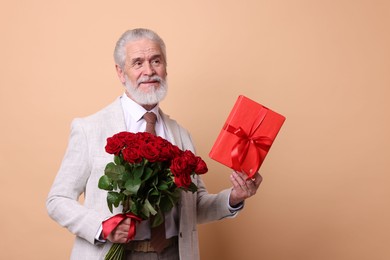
left=116, top=38, right=167, bottom=105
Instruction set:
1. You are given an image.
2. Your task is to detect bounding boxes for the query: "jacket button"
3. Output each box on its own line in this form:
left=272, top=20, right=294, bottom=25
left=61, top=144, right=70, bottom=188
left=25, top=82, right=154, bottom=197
left=179, top=232, right=183, bottom=238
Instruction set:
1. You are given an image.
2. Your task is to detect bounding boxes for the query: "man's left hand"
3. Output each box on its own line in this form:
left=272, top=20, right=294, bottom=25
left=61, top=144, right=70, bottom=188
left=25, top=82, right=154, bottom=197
left=229, top=171, right=263, bottom=207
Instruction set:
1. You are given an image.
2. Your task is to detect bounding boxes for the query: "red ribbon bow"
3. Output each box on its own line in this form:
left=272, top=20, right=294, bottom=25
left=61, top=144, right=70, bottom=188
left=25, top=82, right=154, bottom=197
left=224, top=107, right=273, bottom=179
left=102, top=213, right=143, bottom=241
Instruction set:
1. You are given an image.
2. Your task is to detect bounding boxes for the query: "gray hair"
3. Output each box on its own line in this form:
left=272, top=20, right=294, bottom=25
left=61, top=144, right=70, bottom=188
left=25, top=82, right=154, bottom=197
left=114, top=28, right=167, bottom=69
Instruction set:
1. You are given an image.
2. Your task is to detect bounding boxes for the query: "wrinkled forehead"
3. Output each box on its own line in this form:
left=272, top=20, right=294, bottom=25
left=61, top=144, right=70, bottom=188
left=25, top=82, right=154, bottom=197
left=125, top=39, right=163, bottom=59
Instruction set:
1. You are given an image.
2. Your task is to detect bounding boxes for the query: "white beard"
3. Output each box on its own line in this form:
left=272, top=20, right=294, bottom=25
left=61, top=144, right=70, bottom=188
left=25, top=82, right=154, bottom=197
left=124, top=75, right=168, bottom=105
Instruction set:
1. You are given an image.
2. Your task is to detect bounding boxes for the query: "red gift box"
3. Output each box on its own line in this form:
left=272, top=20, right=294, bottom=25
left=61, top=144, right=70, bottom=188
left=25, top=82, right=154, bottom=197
left=209, top=95, right=286, bottom=178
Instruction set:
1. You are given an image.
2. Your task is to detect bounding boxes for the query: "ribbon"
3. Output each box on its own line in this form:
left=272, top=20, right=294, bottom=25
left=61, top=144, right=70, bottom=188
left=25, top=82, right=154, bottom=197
left=102, top=213, right=143, bottom=241
left=224, top=107, right=273, bottom=179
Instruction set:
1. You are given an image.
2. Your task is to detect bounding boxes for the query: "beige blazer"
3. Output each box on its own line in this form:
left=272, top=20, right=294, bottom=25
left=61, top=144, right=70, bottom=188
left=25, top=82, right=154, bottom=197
left=47, top=98, right=235, bottom=260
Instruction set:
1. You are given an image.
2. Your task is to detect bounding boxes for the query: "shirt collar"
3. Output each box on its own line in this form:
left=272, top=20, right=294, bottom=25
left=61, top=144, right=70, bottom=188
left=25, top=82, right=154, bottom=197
left=120, top=93, right=161, bottom=122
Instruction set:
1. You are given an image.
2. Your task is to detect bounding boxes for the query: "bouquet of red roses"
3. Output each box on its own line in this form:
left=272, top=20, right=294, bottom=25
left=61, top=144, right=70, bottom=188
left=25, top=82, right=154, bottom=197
left=98, top=131, right=208, bottom=260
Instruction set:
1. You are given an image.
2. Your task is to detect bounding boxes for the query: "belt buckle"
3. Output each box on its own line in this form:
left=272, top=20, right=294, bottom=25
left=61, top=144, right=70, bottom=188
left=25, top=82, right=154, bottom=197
left=126, top=237, right=177, bottom=253
left=142, top=241, right=153, bottom=252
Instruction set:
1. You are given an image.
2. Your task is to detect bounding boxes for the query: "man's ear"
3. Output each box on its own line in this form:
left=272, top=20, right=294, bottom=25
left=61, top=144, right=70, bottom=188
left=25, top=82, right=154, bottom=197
left=115, top=64, right=126, bottom=84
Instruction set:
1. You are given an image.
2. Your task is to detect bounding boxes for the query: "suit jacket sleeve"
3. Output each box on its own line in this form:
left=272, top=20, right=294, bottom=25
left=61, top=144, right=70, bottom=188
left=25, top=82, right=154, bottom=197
left=195, top=177, right=235, bottom=224
left=46, top=118, right=108, bottom=244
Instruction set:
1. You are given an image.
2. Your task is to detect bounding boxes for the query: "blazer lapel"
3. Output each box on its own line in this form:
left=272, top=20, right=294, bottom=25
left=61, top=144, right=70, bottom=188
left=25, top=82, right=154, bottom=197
left=104, top=97, right=127, bottom=135
left=159, top=109, right=183, bottom=149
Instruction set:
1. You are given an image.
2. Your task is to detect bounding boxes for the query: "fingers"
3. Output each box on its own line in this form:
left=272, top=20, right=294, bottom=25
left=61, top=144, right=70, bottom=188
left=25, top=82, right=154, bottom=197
left=252, top=172, right=263, bottom=187
left=245, top=178, right=256, bottom=189
left=231, top=172, right=251, bottom=196
left=121, top=218, right=131, bottom=226
left=231, top=171, right=262, bottom=196
left=232, top=171, right=260, bottom=186
left=230, top=171, right=246, bottom=188
left=107, top=218, right=132, bottom=243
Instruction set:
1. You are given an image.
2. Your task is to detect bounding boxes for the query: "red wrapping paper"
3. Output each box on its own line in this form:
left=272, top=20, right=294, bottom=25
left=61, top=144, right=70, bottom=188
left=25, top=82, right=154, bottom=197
left=102, top=213, right=142, bottom=241
left=209, top=95, right=286, bottom=178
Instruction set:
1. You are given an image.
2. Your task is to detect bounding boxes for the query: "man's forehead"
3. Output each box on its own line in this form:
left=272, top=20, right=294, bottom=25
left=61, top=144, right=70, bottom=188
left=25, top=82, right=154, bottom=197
left=125, top=39, right=162, bottom=58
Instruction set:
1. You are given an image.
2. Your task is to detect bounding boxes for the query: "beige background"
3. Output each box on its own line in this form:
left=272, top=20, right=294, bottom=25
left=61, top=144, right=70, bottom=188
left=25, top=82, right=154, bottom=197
left=1, top=0, right=389, bottom=259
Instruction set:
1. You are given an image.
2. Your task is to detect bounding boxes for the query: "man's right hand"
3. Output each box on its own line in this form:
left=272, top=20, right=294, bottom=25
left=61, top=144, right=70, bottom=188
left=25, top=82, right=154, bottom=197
left=106, top=218, right=131, bottom=243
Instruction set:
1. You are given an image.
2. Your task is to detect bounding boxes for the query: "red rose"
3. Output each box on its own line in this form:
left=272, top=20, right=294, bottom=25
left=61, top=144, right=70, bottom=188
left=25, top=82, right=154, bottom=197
left=105, top=132, right=143, bottom=155
left=194, top=157, right=208, bottom=174
left=122, top=132, right=140, bottom=147
left=169, top=144, right=182, bottom=158
left=140, top=142, right=160, bottom=162
left=170, top=156, right=188, bottom=175
left=170, top=154, right=194, bottom=189
left=181, top=150, right=198, bottom=168
left=105, top=135, right=125, bottom=155
left=173, top=172, right=192, bottom=189
left=170, top=159, right=192, bottom=189
left=122, top=146, right=142, bottom=164
left=157, top=143, right=172, bottom=161
left=155, top=138, right=180, bottom=161
left=137, top=132, right=154, bottom=143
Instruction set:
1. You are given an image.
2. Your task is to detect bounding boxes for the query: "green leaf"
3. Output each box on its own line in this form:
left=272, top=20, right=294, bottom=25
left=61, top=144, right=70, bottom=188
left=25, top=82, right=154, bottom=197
left=159, top=195, right=174, bottom=213
left=149, top=188, right=160, bottom=197
left=125, top=177, right=141, bottom=195
left=158, top=182, right=169, bottom=191
left=98, top=175, right=113, bottom=191
left=142, top=167, right=153, bottom=181
left=151, top=210, right=164, bottom=228
left=107, top=197, right=113, bottom=213
left=113, top=182, right=118, bottom=191
left=121, top=171, right=131, bottom=183
left=162, top=189, right=181, bottom=205
left=133, top=165, right=144, bottom=179
left=105, top=163, right=126, bottom=181
left=142, top=198, right=157, bottom=218
left=115, top=170, right=130, bottom=190
left=122, top=189, right=133, bottom=196
left=107, top=191, right=124, bottom=210
left=187, top=182, right=198, bottom=193
left=124, top=162, right=132, bottom=172
left=114, top=155, right=123, bottom=165
left=130, top=202, right=139, bottom=216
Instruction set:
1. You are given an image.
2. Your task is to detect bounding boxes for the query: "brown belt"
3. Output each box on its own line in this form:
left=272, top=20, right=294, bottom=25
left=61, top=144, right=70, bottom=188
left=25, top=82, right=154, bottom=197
left=124, top=237, right=178, bottom=252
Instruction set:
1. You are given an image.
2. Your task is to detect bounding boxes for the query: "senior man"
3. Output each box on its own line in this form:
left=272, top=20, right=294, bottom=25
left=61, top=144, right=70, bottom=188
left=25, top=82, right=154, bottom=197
left=47, top=28, right=262, bottom=260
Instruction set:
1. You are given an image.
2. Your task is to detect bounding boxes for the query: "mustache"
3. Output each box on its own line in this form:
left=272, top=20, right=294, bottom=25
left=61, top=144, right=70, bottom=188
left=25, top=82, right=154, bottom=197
left=137, top=76, right=163, bottom=85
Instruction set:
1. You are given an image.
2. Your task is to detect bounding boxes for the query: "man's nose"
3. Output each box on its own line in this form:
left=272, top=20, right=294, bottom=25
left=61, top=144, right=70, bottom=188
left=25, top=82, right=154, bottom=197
left=143, top=62, right=155, bottom=76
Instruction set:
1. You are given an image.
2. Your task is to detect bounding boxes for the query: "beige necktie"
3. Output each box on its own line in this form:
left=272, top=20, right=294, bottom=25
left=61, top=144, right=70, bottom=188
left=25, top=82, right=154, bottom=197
left=143, top=112, right=169, bottom=253
left=143, top=112, right=157, bottom=136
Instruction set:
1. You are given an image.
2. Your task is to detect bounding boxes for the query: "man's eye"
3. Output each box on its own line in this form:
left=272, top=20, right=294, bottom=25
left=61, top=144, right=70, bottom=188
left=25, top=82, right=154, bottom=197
left=152, top=59, right=161, bottom=65
left=133, top=61, right=142, bottom=68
